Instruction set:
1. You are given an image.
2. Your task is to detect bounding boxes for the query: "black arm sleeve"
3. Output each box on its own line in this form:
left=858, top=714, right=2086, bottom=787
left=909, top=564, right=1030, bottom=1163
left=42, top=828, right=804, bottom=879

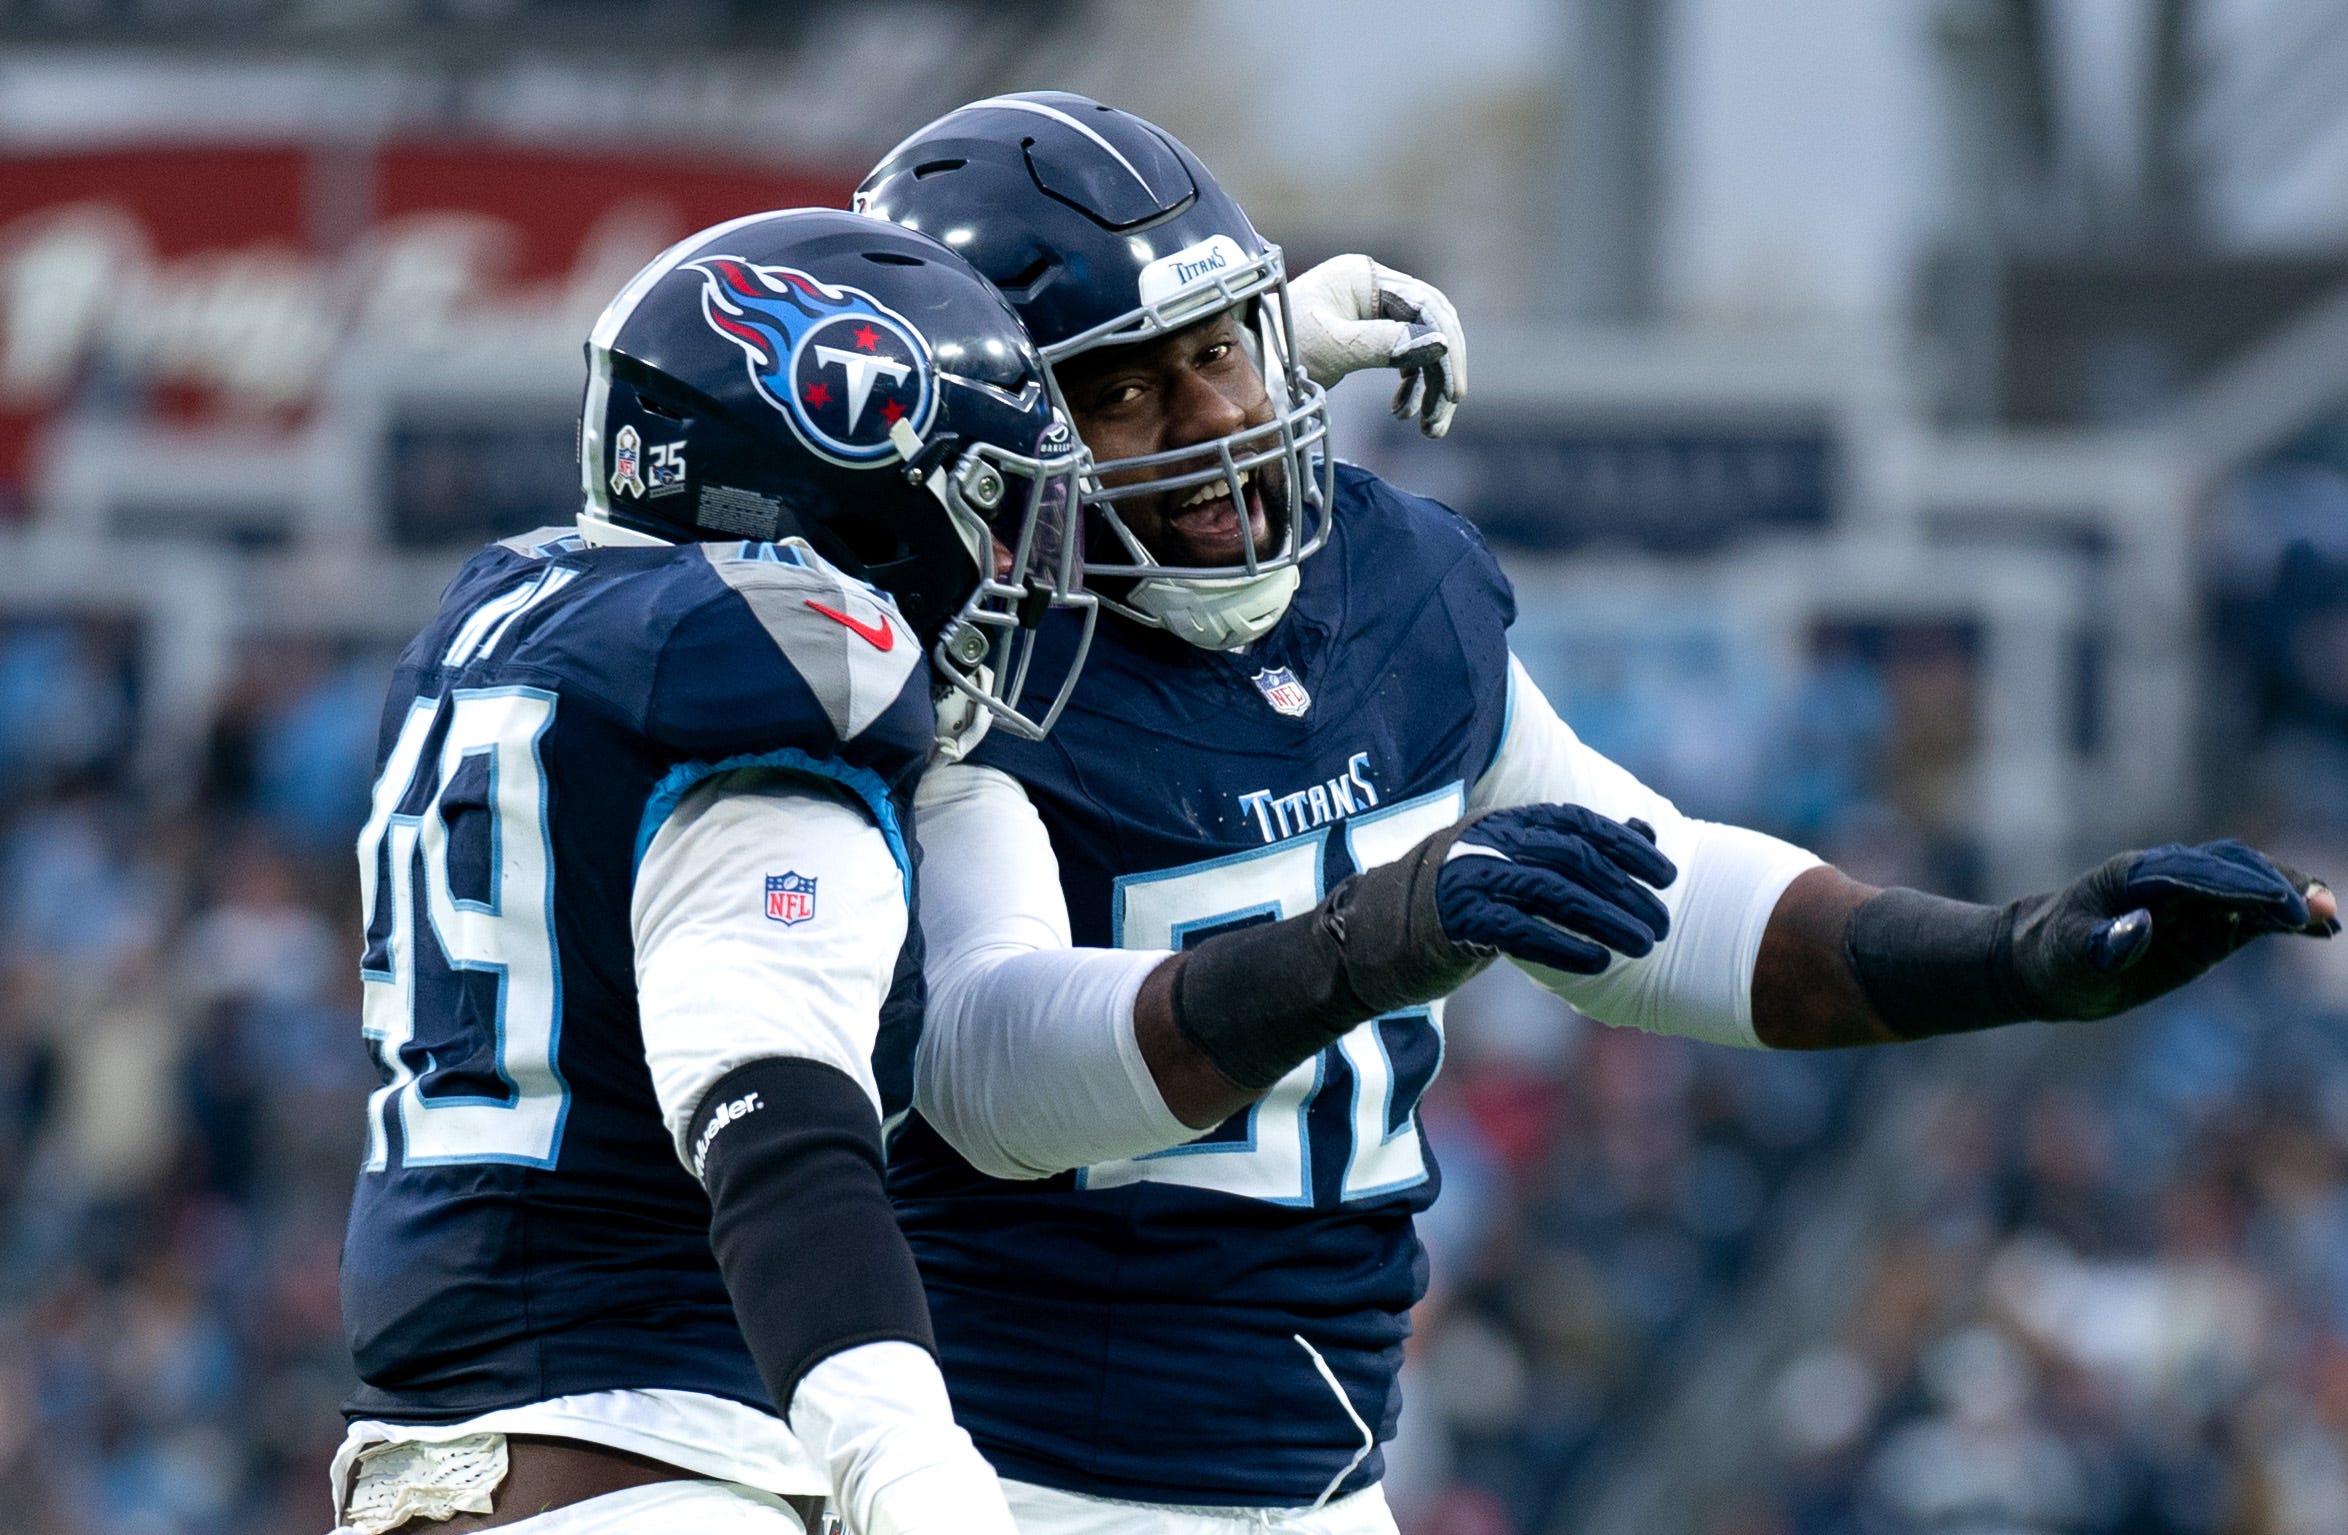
left=1167, top=816, right=1491, bottom=1090
left=689, top=1055, right=935, bottom=1414
left=1843, top=886, right=2024, bottom=1038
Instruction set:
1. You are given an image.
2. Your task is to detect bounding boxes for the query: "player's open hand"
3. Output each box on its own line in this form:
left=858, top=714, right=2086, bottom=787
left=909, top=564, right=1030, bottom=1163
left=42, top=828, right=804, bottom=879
left=1288, top=254, right=1467, bottom=437
left=1437, top=803, right=1677, bottom=974
left=2012, top=839, right=2336, bottom=1020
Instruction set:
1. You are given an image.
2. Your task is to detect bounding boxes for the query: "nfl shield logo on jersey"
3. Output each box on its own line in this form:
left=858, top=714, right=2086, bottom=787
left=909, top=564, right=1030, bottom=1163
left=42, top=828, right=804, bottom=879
left=765, top=872, right=817, bottom=925
left=1251, top=667, right=1312, bottom=718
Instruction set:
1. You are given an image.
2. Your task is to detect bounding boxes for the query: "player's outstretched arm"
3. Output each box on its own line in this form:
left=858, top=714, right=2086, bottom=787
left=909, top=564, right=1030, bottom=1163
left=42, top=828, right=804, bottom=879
left=1138, top=802, right=1678, bottom=1126
left=1752, top=844, right=2338, bottom=1049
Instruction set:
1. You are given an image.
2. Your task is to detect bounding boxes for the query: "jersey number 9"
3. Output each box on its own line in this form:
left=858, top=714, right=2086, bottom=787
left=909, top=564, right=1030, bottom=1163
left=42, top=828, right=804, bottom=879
left=1089, top=785, right=1463, bottom=1208
left=356, top=687, right=568, bottom=1170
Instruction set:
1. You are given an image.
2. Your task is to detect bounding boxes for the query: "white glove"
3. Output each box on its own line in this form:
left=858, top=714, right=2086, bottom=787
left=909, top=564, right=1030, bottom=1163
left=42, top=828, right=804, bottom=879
left=790, top=1342, right=1019, bottom=1535
left=1287, top=253, right=1467, bottom=438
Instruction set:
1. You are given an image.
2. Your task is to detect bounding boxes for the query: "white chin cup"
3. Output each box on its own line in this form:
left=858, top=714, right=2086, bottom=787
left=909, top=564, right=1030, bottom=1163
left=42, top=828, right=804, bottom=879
left=1126, top=564, right=1300, bottom=650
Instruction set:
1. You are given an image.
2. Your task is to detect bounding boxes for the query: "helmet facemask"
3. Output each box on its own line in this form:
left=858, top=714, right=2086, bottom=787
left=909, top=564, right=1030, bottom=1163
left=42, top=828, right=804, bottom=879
left=909, top=418, right=1098, bottom=753
left=1042, top=241, right=1336, bottom=650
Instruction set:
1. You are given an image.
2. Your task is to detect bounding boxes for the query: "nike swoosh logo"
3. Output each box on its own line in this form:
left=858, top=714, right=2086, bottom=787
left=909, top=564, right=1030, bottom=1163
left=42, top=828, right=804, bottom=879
left=805, top=598, right=896, bottom=653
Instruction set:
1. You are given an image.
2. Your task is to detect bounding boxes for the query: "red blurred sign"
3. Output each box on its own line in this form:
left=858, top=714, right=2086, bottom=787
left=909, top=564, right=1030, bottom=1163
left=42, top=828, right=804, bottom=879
left=0, top=142, right=855, bottom=505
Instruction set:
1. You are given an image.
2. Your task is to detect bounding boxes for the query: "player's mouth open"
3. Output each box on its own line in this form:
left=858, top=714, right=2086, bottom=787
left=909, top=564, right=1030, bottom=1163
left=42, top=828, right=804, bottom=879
left=1163, top=468, right=1267, bottom=565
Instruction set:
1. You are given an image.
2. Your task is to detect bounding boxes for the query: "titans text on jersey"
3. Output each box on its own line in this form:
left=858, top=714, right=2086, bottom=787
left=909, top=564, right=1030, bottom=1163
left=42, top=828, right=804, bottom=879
left=1237, top=751, right=1384, bottom=843
left=889, top=466, right=1512, bottom=1506
left=343, top=528, right=933, bottom=1425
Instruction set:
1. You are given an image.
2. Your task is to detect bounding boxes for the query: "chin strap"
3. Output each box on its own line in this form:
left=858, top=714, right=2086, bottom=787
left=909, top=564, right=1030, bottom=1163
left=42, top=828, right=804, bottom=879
left=1125, top=564, right=1300, bottom=650
left=930, top=665, right=996, bottom=764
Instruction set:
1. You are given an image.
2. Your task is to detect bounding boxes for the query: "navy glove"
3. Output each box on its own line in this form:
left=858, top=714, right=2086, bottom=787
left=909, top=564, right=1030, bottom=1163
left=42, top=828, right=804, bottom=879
left=1436, top=803, right=1678, bottom=975
left=2013, top=838, right=2335, bottom=1020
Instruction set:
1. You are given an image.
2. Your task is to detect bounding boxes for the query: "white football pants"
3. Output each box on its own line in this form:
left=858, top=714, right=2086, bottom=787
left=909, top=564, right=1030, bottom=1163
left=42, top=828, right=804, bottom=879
left=335, top=1480, right=807, bottom=1534
left=1000, top=1478, right=1399, bottom=1535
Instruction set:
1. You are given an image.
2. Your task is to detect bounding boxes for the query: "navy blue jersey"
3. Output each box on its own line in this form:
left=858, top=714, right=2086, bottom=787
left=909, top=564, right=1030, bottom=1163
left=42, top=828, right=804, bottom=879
left=342, top=529, right=934, bottom=1424
left=890, top=465, right=1516, bottom=1504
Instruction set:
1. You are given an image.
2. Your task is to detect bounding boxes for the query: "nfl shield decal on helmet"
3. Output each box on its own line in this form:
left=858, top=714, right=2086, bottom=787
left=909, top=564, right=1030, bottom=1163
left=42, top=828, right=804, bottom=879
left=1251, top=667, right=1312, bottom=718
left=765, top=872, right=818, bottom=925
left=687, top=257, right=937, bottom=467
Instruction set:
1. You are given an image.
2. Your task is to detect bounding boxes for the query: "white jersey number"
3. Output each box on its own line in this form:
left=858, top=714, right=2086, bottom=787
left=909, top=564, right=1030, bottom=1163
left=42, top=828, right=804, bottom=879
left=357, top=687, right=568, bottom=1170
left=1083, top=785, right=1462, bottom=1207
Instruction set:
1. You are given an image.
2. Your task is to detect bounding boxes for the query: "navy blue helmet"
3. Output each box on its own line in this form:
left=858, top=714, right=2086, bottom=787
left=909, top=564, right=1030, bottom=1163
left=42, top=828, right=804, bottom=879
left=856, top=93, right=1335, bottom=650
left=580, top=207, right=1095, bottom=741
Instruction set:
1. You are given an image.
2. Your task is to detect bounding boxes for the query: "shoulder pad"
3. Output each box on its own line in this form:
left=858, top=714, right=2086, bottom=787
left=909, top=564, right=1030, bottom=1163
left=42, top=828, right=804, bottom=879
left=691, top=542, right=926, bottom=744
left=1327, top=463, right=1516, bottom=632
left=496, top=526, right=589, bottom=560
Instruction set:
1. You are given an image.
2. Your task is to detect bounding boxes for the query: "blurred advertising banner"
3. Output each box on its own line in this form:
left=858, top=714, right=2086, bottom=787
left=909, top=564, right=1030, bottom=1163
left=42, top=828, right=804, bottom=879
left=0, top=143, right=853, bottom=521
left=1369, top=410, right=1837, bottom=554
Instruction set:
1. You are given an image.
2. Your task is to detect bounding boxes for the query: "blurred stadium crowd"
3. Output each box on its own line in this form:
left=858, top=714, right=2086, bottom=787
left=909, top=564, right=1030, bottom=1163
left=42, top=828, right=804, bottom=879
left=0, top=628, right=381, bottom=1533
left=0, top=421, right=2331, bottom=1535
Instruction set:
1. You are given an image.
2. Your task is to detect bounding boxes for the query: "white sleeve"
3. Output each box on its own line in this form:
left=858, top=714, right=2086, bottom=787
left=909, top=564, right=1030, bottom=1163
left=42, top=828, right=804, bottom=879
left=632, top=768, right=908, bottom=1161
left=1469, top=653, right=1822, bottom=1048
left=790, top=1341, right=1017, bottom=1535
left=910, top=762, right=1193, bottom=1180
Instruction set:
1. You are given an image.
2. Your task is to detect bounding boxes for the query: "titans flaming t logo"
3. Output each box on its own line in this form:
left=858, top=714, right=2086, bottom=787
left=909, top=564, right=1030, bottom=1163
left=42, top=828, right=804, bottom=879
left=687, top=257, right=937, bottom=467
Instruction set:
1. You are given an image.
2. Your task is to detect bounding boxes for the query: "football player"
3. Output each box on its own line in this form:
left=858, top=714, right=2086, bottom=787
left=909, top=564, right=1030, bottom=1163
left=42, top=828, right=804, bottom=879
left=855, top=95, right=2339, bottom=1535
left=331, top=210, right=1094, bottom=1535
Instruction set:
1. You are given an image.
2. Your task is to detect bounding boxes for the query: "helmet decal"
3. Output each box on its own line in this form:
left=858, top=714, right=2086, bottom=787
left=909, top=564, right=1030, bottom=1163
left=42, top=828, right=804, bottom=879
left=687, top=257, right=938, bottom=467
left=1135, top=234, right=1251, bottom=310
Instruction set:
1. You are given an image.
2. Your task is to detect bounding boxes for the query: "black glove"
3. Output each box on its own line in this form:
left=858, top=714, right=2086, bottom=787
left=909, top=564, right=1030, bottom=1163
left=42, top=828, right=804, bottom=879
left=1850, top=838, right=2336, bottom=1036
left=2011, top=839, right=2334, bottom=1020
left=1436, top=803, right=1677, bottom=974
